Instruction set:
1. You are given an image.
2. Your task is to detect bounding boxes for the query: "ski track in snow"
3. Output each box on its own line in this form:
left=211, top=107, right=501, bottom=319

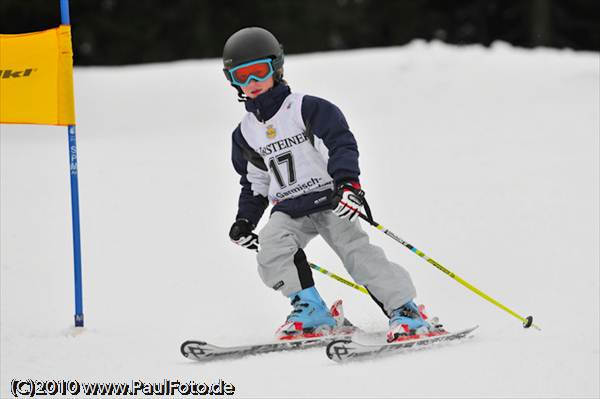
left=1, top=41, right=599, bottom=398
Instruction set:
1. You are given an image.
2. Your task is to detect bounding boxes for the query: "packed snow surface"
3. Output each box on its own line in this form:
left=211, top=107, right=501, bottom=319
left=2, top=41, right=599, bottom=398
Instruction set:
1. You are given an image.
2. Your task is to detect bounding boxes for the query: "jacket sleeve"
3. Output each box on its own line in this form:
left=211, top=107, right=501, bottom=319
left=231, top=125, right=270, bottom=227
left=301, top=95, right=360, bottom=185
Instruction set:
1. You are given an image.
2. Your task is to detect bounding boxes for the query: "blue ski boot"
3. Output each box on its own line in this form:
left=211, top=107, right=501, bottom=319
left=387, top=300, right=433, bottom=342
left=275, top=286, right=336, bottom=337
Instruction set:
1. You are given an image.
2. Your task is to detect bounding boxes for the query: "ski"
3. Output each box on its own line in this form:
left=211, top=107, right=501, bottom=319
left=326, top=325, right=479, bottom=363
left=181, top=328, right=385, bottom=362
left=181, top=299, right=387, bottom=362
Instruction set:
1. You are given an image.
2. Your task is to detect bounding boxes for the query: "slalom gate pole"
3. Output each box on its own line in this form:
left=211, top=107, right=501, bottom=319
left=358, top=212, right=540, bottom=330
left=60, top=0, right=84, bottom=327
left=309, top=262, right=369, bottom=295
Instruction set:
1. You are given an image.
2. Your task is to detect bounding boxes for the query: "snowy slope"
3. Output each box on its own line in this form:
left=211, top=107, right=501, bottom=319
left=1, top=41, right=598, bottom=398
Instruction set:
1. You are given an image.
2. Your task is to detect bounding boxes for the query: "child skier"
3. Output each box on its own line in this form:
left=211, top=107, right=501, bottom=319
left=224, top=27, right=433, bottom=342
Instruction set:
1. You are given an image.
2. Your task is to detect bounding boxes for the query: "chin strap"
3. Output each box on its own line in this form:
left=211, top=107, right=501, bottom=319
left=233, top=85, right=247, bottom=102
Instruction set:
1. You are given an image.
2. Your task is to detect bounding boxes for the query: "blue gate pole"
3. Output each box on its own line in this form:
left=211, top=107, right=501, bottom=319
left=60, top=0, right=84, bottom=327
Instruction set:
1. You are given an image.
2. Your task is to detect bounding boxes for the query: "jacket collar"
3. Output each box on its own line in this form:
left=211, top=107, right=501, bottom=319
left=244, top=83, right=291, bottom=122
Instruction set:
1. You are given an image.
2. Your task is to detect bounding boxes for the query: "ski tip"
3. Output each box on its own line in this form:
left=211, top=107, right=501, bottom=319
left=465, top=325, right=479, bottom=336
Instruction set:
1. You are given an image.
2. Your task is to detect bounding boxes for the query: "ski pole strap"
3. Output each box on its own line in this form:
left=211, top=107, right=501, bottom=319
left=357, top=212, right=541, bottom=331
left=309, top=262, right=369, bottom=295
left=361, top=196, right=375, bottom=225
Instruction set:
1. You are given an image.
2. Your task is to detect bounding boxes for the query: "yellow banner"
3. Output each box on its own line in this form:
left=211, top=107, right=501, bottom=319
left=0, top=25, right=75, bottom=126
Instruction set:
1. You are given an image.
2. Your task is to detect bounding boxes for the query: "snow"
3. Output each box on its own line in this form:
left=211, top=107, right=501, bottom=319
left=1, top=40, right=599, bottom=398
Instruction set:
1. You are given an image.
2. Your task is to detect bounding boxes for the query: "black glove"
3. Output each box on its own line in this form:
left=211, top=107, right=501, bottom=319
left=331, top=181, right=365, bottom=222
left=229, top=219, right=259, bottom=251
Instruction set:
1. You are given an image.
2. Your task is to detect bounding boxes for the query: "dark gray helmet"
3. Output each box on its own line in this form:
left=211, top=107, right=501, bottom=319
left=222, top=27, right=284, bottom=82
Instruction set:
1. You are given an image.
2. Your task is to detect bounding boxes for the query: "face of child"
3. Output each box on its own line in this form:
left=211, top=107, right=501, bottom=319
left=240, top=76, right=274, bottom=99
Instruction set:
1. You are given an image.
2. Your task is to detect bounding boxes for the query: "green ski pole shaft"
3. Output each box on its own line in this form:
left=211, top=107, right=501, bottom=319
left=253, top=248, right=368, bottom=295
left=309, top=262, right=369, bottom=295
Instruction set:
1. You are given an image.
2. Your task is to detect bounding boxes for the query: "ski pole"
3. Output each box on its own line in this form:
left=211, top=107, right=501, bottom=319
left=253, top=248, right=368, bottom=295
left=357, top=212, right=541, bottom=330
left=309, top=262, right=369, bottom=295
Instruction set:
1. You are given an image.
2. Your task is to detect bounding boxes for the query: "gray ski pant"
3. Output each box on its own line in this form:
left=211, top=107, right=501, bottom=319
left=257, top=210, right=417, bottom=315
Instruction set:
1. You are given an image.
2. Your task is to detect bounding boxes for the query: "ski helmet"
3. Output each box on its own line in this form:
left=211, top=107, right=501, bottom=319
left=222, top=27, right=284, bottom=84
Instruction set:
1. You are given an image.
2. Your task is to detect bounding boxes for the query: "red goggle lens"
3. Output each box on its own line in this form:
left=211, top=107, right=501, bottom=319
left=231, top=62, right=272, bottom=84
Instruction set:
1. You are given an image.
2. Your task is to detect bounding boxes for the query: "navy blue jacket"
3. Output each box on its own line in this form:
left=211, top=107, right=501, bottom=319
left=231, top=83, right=360, bottom=226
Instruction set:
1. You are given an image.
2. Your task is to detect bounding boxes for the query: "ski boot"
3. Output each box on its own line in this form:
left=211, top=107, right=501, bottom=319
left=387, top=301, right=442, bottom=342
left=275, top=286, right=337, bottom=338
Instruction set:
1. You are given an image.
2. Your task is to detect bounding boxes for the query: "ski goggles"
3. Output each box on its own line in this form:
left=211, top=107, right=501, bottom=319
left=224, top=58, right=274, bottom=87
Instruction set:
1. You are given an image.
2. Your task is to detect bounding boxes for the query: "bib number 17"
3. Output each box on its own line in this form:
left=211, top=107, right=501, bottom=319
left=268, top=151, right=296, bottom=188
